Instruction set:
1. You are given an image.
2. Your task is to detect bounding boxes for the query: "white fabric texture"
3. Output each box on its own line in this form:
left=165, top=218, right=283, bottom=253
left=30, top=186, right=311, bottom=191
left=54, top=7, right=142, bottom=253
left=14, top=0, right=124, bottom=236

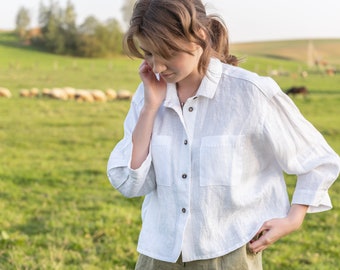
left=107, top=58, right=340, bottom=263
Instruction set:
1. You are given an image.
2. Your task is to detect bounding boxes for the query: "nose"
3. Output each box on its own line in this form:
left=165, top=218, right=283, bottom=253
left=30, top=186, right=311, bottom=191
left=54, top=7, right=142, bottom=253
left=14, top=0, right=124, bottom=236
left=151, top=56, right=167, bottom=74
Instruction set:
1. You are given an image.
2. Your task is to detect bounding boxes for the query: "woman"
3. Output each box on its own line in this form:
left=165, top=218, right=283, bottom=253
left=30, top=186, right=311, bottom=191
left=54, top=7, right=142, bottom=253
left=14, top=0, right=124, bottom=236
left=107, top=0, right=340, bottom=269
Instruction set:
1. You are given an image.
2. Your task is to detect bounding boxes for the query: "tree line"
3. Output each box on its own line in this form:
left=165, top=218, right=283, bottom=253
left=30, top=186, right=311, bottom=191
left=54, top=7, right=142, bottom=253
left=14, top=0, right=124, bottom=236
left=15, top=0, right=130, bottom=57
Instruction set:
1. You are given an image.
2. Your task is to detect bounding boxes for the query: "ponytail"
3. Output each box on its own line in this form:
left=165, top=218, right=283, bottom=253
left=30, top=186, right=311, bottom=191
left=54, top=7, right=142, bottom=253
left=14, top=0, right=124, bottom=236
left=207, top=16, right=238, bottom=66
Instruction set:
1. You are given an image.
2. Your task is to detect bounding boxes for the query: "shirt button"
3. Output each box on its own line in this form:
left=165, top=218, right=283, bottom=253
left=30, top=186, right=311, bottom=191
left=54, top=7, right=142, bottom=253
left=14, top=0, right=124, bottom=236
left=188, top=107, right=194, bottom=112
left=184, top=140, right=188, bottom=145
left=182, top=208, right=186, bottom=213
left=182, top=174, right=187, bottom=179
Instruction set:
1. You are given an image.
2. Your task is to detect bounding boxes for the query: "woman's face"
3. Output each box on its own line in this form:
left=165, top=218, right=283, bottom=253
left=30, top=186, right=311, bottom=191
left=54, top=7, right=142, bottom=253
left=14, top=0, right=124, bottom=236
left=138, top=41, right=203, bottom=85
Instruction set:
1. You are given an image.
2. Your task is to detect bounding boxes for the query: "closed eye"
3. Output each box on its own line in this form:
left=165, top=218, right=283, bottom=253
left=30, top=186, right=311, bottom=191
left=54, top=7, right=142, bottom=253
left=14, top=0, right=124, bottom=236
left=139, top=47, right=152, bottom=57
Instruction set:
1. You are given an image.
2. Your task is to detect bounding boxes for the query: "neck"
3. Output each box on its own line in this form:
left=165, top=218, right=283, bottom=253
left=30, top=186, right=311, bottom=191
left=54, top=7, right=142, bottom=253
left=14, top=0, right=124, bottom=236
left=176, top=73, right=203, bottom=105
left=177, top=86, right=198, bottom=103
left=177, top=71, right=203, bottom=91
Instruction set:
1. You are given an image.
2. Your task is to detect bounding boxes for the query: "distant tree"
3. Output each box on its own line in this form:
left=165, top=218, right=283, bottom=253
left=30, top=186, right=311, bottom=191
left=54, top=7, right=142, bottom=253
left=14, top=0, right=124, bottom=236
left=41, top=1, right=65, bottom=54
left=30, top=1, right=49, bottom=48
left=77, top=17, right=123, bottom=57
left=78, top=16, right=101, bottom=35
left=36, top=1, right=79, bottom=55
left=77, top=16, right=102, bottom=57
left=121, top=0, right=135, bottom=28
left=104, top=18, right=124, bottom=54
left=15, top=7, right=31, bottom=42
left=38, top=1, right=48, bottom=27
left=62, top=0, right=77, bottom=54
left=30, top=0, right=124, bottom=57
left=63, top=0, right=76, bottom=29
left=45, top=13, right=65, bottom=54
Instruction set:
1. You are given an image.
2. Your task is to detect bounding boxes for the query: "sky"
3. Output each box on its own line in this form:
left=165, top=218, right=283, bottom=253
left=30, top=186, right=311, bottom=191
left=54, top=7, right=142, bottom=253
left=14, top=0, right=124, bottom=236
left=1, top=0, right=340, bottom=43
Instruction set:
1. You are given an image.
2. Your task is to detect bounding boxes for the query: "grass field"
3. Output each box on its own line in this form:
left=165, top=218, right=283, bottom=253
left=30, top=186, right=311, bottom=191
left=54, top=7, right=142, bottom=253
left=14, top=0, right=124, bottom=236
left=231, top=39, right=340, bottom=65
left=1, top=32, right=340, bottom=269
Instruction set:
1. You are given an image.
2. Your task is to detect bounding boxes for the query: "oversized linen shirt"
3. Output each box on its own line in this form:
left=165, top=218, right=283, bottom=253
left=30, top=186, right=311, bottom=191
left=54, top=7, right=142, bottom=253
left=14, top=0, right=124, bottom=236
left=107, top=58, right=340, bottom=263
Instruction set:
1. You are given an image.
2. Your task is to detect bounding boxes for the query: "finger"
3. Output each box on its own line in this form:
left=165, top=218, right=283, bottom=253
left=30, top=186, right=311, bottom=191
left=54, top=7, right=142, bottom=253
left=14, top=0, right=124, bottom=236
left=250, top=227, right=268, bottom=243
left=249, top=241, right=267, bottom=254
left=139, top=61, right=151, bottom=73
left=257, top=221, right=272, bottom=233
left=249, top=230, right=270, bottom=253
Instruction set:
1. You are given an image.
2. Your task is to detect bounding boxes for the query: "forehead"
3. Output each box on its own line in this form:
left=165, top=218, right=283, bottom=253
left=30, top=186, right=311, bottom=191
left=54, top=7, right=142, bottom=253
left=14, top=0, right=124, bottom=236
left=137, top=35, right=171, bottom=53
left=137, top=35, right=195, bottom=56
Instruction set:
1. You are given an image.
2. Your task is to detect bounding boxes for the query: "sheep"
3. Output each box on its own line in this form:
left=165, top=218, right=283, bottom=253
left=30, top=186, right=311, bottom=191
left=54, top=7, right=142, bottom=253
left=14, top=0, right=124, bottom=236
left=13, top=85, right=132, bottom=102
left=91, top=89, right=107, bottom=102
left=50, top=88, right=68, bottom=100
left=19, top=89, right=30, bottom=97
left=117, top=89, right=133, bottom=100
left=105, top=89, right=117, bottom=101
left=285, top=86, right=309, bottom=97
left=19, top=88, right=40, bottom=98
left=42, top=88, right=51, bottom=97
left=0, top=87, right=12, bottom=98
left=30, top=88, right=40, bottom=97
left=75, top=90, right=94, bottom=102
left=63, top=87, right=77, bottom=100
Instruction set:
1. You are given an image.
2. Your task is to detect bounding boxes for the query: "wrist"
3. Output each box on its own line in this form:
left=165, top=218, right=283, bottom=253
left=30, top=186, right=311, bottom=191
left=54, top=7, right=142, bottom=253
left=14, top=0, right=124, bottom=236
left=287, top=204, right=308, bottom=230
left=142, top=102, right=162, bottom=113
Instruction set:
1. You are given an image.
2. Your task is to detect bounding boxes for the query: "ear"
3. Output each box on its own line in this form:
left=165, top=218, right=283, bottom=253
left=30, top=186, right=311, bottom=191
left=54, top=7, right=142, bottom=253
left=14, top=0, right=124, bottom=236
left=198, top=28, right=207, bottom=40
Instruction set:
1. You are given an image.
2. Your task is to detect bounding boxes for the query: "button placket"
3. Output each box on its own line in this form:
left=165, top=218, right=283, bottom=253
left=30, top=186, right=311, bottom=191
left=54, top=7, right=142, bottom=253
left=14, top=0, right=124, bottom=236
left=179, top=109, right=192, bottom=217
left=180, top=137, right=189, bottom=215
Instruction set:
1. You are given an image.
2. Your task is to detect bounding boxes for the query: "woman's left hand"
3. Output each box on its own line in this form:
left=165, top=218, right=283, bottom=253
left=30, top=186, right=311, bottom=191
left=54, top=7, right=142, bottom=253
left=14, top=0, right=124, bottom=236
left=248, top=204, right=308, bottom=254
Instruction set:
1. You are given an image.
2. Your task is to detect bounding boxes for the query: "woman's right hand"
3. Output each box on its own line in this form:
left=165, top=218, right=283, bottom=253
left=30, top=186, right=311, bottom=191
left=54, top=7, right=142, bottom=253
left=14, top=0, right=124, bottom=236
left=130, top=61, right=167, bottom=169
left=139, top=60, right=167, bottom=111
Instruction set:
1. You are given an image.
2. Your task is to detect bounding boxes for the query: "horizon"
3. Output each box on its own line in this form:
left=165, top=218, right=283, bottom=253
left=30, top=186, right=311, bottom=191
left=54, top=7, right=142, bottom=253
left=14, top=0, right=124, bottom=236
left=1, top=28, right=339, bottom=45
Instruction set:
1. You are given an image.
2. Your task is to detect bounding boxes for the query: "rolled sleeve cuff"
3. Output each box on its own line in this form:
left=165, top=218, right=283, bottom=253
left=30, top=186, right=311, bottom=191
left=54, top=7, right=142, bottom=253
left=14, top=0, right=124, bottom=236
left=128, top=152, right=152, bottom=181
left=292, top=189, right=332, bottom=213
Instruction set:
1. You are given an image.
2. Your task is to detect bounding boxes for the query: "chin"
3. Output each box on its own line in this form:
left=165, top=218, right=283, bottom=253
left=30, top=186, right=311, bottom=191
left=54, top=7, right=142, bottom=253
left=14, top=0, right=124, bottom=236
left=163, top=77, right=177, bottom=84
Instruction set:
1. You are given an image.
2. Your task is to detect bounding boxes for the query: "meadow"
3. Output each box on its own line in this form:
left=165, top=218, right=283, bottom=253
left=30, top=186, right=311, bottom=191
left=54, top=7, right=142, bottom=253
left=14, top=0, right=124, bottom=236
left=1, top=32, right=340, bottom=269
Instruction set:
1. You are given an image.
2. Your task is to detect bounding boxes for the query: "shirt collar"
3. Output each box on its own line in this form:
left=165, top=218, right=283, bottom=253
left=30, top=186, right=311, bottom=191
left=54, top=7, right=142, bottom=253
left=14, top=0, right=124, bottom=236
left=163, top=58, right=222, bottom=108
left=197, top=58, right=222, bottom=99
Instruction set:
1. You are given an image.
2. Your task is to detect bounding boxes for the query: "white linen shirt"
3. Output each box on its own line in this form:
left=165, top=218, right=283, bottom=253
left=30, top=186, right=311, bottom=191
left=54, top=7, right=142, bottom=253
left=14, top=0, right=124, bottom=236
left=107, top=58, right=340, bottom=263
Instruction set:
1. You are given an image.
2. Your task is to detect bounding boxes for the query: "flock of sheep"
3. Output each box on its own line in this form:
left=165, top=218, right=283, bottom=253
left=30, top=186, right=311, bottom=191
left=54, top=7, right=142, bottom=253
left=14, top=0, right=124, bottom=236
left=0, top=86, right=133, bottom=102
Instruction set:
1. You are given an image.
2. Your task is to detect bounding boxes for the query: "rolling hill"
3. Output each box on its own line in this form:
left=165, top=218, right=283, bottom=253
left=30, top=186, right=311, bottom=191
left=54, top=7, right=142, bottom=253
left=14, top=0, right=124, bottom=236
left=231, top=39, right=340, bottom=66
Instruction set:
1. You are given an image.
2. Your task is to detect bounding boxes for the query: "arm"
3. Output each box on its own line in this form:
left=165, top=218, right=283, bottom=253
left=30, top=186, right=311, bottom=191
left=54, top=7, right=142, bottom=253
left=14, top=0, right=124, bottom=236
left=248, top=80, right=339, bottom=253
left=107, top=61, right=166, bottom=197
left=131, top=106, right=159, bottom=169
left=130, top=61, right=167, bottom=169
left=249, top=204, right=308, bottom=253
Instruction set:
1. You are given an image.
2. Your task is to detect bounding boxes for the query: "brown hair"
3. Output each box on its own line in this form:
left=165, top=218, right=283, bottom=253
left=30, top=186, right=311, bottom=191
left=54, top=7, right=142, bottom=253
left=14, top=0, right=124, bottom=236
left=124, top=0, right=238, bottom=75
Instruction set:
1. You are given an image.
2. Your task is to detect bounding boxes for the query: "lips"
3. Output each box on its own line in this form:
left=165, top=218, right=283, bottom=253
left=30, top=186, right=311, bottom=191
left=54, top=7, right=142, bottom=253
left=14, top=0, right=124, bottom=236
left=161, top=73, right=173, bottom=78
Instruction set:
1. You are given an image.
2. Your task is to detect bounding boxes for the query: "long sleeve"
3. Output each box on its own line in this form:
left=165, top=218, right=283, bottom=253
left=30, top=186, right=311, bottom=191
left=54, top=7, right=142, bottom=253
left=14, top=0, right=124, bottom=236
left=105, top=59, right=340, bottom=262
left=263, top=90, right=340, bottom=213
left=107, top=84, right=156, bottom=198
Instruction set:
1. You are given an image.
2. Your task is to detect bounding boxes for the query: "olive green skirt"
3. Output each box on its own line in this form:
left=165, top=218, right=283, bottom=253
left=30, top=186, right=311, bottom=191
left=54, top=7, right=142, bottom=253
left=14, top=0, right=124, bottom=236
left=135, top=245, right=262, bottom=270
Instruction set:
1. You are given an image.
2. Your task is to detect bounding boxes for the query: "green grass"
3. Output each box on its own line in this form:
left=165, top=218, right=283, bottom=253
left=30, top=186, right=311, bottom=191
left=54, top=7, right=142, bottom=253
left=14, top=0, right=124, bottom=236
left=0, top=98, right=142, bottom=269
left=0, top=32, right=340, bottom=269
left=0, top=32, right=141, bottom=93
left=231, top=39, right=340, bottom=65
